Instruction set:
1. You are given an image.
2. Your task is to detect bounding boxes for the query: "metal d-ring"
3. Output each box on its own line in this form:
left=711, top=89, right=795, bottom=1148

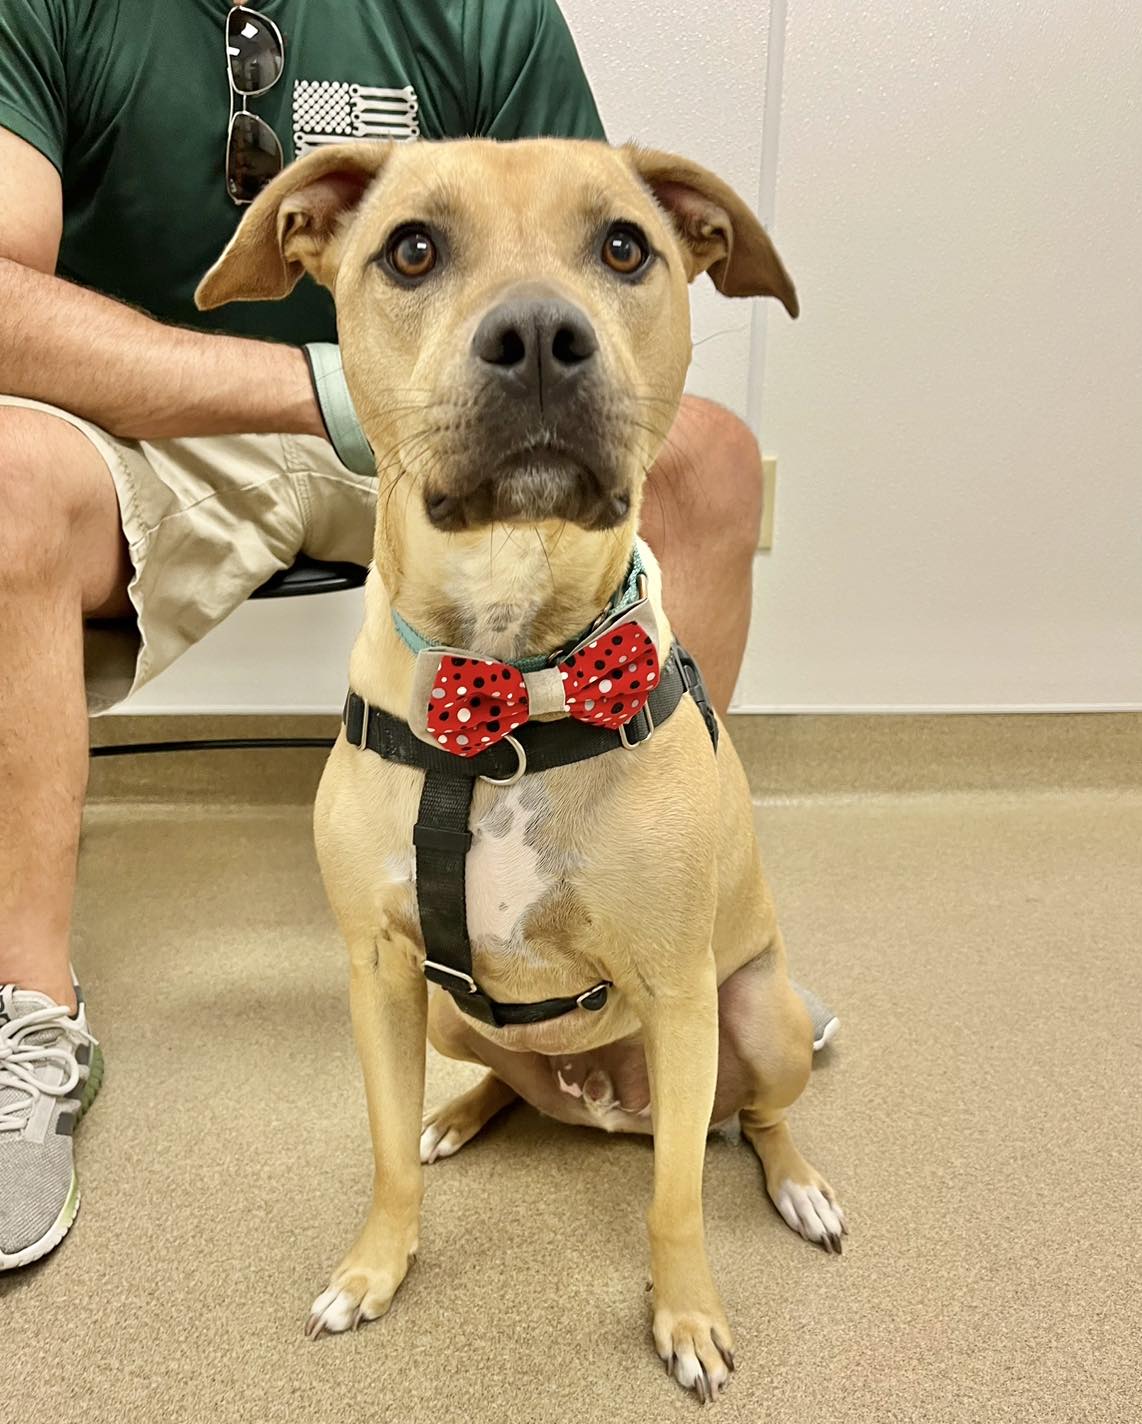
left=619, top=700, right=655, bottom=750
left=479, top=735, right=527, bottom=786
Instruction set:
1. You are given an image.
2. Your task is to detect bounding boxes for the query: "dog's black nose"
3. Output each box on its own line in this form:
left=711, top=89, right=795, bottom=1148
left=472, top=297, right=598, bottom=398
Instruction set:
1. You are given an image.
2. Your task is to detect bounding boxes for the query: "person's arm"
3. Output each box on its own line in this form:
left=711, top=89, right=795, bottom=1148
left=0, top=129, right=323, bottom=442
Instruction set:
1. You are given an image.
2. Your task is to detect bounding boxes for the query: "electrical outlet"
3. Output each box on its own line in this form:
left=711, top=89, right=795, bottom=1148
left=758, top=455, right=777, bottom=551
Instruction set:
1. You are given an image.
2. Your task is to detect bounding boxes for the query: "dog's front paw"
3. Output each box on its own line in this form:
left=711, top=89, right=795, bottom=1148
left=653, top=1304, right=735, bottom=1402
left=305, top=1229, right=417, bottom=1339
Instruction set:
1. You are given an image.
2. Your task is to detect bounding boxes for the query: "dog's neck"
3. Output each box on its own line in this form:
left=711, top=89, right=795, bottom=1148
left=386, top=524, right=634, bottom=664
left=351, top=521, right=655, bottom=720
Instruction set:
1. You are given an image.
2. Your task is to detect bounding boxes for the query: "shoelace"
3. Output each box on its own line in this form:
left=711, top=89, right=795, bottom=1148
left=0, top=991, right=97, bottom=1133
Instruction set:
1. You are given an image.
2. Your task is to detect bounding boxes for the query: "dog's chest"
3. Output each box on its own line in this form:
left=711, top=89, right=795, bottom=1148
left=465, top=779, right=580, bottom=964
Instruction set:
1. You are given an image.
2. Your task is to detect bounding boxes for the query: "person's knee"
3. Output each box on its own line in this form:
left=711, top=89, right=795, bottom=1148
left=682, top=397, right=764, bottom=546
left=0, top=410, right=75, bottom=578
left=644, top=396, right=763, bottom=558
left=0, top=408, right=117, bottom=594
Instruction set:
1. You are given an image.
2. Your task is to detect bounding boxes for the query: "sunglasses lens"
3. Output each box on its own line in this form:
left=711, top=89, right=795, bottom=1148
left=227, top=112, right=283, bottom=203
left=227, top=8, right=283, bottom=95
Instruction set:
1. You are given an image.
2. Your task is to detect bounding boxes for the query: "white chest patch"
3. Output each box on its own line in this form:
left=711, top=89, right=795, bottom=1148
left=465, top=785, right=551, bottom=948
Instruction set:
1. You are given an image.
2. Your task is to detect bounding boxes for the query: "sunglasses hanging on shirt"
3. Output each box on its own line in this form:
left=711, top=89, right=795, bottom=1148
left=225, top=2, right=285, bottom=204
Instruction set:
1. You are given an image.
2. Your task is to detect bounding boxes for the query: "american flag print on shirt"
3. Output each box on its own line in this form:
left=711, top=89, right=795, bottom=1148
left=292, top=80, right=420, bottom=157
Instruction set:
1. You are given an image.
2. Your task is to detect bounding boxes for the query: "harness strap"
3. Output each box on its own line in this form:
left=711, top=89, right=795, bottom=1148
left=345, top=643, right=691, bottom=778
left=344, top=643, right=716, bottom=1029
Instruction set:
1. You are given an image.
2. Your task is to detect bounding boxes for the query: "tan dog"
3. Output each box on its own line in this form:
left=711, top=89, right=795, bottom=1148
left=197, top=138, right=844, bottom=1402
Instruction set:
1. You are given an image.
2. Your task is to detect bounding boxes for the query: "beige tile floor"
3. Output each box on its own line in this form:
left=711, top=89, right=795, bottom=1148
left=6, top=726, right=1142, bottom=1423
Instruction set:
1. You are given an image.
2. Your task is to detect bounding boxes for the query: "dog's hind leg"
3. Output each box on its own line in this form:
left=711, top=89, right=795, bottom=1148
left=420, top=1071, right=518, bottom=1163
left=727, top=948, right=847, bottom=1252
left=741, top=1109, right=846, bottom=1252
left=421, top=986, right=520, bottom=1162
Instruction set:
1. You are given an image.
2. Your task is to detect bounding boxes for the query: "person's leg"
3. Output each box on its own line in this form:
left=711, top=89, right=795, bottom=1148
left=639, top=398, right=840, bottom=1050
left=638, top=395, right=764, bottom=717
left=1, top=407, right=333, bottom=1270
left=0, top=407, right=132, bottom=1012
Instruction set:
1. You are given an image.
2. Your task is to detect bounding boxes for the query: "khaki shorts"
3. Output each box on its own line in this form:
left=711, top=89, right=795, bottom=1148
left=1, top=396, right=376, bottom=713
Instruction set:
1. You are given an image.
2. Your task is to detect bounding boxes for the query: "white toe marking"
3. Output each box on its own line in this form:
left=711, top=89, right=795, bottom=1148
left=775, top=1186, right=802, bottom=1234
left=776, top=1178, right=846, bottom=1242
left=664, top=1341, right=729, bottom=1397
left=420, top=1121, right=462, bottom=1164
left=807, top=1185, right=844, bottom=1237
left=433, top=1129, right=461, bottom=1160
left=792, top=1183, right=828, bottom=1239
left=310, top=1286, right=357, bottom=1334
left=420, top=1122, right=443, bottom=1163
left=672, top=1348, right=702, bottom=1389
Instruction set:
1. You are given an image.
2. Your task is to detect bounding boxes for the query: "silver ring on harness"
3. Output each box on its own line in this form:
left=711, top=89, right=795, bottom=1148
left=619, top=700, right=655, bottom=750
left=478, top=734, right=527, bottom=786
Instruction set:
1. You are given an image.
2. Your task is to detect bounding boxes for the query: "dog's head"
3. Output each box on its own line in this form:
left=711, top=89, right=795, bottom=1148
left=197, top=139, right=795, bottom=541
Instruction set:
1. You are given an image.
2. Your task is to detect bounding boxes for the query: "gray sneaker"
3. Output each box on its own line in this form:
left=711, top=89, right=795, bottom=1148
left=792, top=982, right=840, bottom=1052
left=0, top=981, right=102, bottom=1270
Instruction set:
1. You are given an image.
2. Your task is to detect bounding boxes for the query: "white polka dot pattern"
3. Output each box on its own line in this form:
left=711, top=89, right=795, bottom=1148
left=561, top=626, right=660, bottom=729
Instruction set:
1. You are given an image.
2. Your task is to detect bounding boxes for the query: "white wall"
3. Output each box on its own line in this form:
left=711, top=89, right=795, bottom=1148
left=127, top=0, right=1142, bottom=715
left=742, top=0, right=1142, bottom=711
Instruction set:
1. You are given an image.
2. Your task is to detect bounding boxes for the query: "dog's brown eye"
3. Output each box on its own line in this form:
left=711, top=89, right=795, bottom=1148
left=601, top=224, right=649, bottom=276
left=388, top=228, right=437, bottom=280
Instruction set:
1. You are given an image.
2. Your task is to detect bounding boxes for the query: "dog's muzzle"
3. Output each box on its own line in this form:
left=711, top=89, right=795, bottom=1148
left=423, top=289, right=631, bottom=531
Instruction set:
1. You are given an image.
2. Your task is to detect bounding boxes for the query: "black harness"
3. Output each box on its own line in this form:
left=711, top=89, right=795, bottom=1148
left=343, top=642, right=718, bottom=1029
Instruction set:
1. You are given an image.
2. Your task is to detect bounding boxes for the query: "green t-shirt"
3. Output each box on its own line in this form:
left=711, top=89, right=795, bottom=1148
left=0, top=0, right=605, bottom=343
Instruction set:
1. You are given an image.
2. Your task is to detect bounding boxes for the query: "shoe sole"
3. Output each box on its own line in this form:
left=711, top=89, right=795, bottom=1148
left=0, top=1043, right=103, bottom=1272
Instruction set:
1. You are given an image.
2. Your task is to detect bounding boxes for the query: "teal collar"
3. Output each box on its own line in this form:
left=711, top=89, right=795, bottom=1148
left=390, top=543, right=648, bottom=674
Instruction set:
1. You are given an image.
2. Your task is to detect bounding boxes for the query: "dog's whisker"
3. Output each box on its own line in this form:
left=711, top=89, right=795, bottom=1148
left=373, top=428, right=453, bottom=528
left=690, top=323, right=748, bottom=349
left=534, top=527, right=556, bottom=592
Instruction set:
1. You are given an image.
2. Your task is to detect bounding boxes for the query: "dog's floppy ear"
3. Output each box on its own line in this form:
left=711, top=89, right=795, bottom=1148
left=624, top=147, right=798, bottom=317
left=195, top=141, right=393, bottom=309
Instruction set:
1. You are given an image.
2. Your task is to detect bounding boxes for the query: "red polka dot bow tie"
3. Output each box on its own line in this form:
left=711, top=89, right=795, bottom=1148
left=423, top=616, right=661, bottom=758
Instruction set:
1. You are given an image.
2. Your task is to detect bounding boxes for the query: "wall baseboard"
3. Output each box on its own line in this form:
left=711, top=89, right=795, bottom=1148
left=730, top=703, right=1142, bottom=715
left=727, top=711, right=1142, bottom=797
left=108, top=700, right=1142, bottom=718
left=87, top=710, right=1142, bottom=804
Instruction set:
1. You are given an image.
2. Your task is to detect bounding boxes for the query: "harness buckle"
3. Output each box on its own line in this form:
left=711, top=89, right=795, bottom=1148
left=422, top=961, right=479, bottom=995
left=413, top=823, right=473, bottom=855
left=675, top=646, right=719, bottom=753
left=478, top=734, right=527, bottom=786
